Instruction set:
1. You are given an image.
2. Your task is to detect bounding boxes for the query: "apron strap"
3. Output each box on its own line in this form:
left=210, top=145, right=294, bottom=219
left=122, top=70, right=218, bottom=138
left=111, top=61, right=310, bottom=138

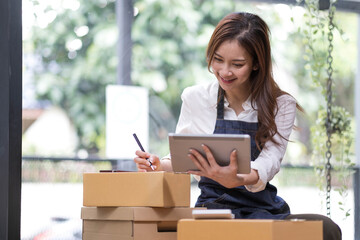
left=216, top=88, right=225, bottom=120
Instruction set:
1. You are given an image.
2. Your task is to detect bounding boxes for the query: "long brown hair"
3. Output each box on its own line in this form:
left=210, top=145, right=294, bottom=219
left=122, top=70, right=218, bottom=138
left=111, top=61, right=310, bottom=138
left=206, top=12, right=303, bottom=149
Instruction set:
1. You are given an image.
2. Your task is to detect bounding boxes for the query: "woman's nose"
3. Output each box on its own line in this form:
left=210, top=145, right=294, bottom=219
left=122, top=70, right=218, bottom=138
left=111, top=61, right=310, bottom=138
left=220, top=67, right=232, bottom=77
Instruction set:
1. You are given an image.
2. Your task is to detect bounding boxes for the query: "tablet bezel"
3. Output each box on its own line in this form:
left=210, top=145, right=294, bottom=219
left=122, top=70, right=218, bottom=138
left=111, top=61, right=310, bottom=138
left=168, top=133, right=251, bottom=174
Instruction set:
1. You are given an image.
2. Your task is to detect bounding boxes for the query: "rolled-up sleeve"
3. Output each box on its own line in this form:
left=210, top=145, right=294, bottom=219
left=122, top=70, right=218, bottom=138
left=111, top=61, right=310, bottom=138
left=245, top=95, right=297, bottom=192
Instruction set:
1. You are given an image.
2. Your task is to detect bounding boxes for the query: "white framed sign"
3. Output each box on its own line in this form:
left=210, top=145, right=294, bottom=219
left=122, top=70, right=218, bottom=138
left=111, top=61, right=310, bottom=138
left=106, top=85, right=149, bottom=159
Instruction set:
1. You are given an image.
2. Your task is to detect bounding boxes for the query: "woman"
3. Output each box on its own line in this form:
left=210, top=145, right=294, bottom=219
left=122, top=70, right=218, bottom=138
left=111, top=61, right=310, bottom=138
left=134, top=12, right=341, bottom=240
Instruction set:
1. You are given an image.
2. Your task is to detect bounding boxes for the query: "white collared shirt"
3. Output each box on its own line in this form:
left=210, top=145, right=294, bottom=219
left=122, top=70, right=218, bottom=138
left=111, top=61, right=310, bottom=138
left=167, top=80, right=297, bottom=192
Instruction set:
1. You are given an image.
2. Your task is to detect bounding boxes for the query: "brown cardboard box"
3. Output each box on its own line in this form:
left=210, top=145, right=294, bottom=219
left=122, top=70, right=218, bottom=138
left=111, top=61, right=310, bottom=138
left=177, top=219, right=323, bottom=240
left=83, top=172, right=190, bottom=207
left=81, top=207, right=203, bottom=240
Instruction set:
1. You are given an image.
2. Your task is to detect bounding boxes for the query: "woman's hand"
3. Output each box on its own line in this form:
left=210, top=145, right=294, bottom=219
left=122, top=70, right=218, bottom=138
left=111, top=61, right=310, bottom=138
left=187, top=144, right=259, bottom=188
left=134, top=150, right=161, bottom=172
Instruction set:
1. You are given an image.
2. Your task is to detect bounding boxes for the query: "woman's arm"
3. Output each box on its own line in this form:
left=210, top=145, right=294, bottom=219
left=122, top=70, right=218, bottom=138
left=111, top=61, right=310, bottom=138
left=159, top=157, right=173, bottom=172
left=245, top=94, right=297, bottom=192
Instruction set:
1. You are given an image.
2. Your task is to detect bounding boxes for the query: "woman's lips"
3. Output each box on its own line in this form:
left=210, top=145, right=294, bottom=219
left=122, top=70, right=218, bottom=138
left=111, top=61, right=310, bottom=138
left=220, top=76, right=236, bottom=84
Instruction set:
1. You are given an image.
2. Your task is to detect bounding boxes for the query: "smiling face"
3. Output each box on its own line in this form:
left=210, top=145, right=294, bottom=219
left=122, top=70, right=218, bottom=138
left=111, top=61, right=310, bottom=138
left=210, top=40, right=256, bottom=97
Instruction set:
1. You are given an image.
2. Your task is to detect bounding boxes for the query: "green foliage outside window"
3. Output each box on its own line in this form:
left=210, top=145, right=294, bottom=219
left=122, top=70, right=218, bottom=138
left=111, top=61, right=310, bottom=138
left=23, top=0, right=248, bottom=156
left=24, top=0, right=356, bottom=164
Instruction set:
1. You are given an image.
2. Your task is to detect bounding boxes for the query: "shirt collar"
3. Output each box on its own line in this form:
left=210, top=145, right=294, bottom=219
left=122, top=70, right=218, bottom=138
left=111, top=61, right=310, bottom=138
left=224, top=95, right=254, bottom=110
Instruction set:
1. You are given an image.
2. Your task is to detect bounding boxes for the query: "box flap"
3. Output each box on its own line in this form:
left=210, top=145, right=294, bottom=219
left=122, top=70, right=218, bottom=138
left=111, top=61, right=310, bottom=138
left=82, top=232, right=133, bottom=240
left=82, top=207, right=135, bottom=220
left=163, top=173, right=190, bottom=207
left=133, top=207, right=196, bottom=221
left=177, top=219, right=273, bottom=240
left=134, top=222, right=176, bottom=240
left=273, top=220, right=323, bottom=240
left=83, top=220, right=133, bottom=235
left=83, top=172, right=165, bottom=207
left=82, top=207, right=204, bottom=221
left=177, top=219, right=323, bottom=240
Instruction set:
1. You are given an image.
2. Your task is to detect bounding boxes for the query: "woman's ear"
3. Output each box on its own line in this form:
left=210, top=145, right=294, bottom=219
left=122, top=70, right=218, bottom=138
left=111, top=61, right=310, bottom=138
left=253, top=64, right=259, bottom=71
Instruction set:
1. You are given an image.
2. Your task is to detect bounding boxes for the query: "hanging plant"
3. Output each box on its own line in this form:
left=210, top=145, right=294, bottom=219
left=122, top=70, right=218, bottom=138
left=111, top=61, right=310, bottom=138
left=311, top=106, right=354, bottom=217
left=298, top=0, right=355, bottom=218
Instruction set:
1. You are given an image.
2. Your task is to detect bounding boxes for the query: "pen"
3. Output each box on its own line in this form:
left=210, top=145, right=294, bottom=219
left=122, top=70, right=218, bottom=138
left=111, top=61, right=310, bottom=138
left=133, top=133, right=155, bottom=170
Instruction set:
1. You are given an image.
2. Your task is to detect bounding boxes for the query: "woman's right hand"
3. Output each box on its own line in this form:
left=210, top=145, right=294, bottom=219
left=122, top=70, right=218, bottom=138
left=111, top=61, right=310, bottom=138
left=134, top=150, right=161, bottom=172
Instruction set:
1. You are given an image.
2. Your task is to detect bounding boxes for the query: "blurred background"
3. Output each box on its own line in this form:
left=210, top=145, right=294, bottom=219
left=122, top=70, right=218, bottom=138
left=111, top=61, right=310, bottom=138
left=21, top=0, right=357, bottom=239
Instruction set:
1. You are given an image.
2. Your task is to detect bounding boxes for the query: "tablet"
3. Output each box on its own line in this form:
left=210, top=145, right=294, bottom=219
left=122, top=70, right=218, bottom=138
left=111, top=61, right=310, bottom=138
left=168, top=133, right=251, bottom=174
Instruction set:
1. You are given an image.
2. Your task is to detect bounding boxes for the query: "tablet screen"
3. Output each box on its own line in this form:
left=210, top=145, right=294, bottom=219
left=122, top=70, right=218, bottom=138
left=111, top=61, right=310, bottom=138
left=168, top=133, right=251, bottom=174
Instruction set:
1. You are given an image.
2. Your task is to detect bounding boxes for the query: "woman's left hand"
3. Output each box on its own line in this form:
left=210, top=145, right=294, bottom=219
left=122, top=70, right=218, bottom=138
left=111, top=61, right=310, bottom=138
left=187, top=144, right=245, bottom=188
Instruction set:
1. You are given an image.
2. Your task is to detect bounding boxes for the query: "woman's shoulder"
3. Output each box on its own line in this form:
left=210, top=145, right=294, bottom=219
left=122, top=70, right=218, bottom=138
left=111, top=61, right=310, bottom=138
left=275, top=94, right=298, bottom=115
left=276, top=93, right=297, bottom=105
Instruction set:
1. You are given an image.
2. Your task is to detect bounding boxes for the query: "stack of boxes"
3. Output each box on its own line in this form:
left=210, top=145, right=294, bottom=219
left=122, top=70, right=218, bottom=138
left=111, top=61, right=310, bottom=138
left=82, top=171, right=198, bottom=240
left=82, top=171, right=324, bottom=240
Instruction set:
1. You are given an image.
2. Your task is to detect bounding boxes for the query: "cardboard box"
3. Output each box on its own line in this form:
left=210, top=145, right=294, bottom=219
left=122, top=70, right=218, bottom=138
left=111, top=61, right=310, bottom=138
left=81, top=207, right=203, bottom=240
left=177, top=219, right=323, bottom=240
left=83, top=172, right=190, bottom=207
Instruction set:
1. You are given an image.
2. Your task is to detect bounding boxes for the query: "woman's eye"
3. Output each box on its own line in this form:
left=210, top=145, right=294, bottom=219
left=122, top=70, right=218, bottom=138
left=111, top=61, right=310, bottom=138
left=233, top=64, right=243, bottom=67
left=214, top=57, right=222, bottom=62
